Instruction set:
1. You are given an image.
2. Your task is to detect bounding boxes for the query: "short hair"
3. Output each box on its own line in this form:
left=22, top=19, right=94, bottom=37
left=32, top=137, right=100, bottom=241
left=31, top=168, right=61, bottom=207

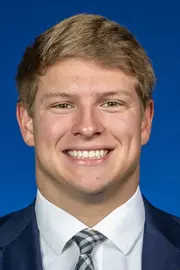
left=16, top=13, right=156, bottom=117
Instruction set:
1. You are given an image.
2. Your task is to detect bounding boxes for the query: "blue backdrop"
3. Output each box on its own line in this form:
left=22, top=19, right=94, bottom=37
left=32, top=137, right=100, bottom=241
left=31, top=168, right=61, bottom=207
left=0, top=0, right=179, bottom=216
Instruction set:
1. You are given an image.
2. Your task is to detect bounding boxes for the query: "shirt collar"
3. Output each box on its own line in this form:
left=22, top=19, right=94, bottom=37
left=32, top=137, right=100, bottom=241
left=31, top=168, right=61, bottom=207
left=35, top=190, right=86, bottom=255
left=93, top=186, right=145, bottom=254
left=35, top=186, right=145, bottom=256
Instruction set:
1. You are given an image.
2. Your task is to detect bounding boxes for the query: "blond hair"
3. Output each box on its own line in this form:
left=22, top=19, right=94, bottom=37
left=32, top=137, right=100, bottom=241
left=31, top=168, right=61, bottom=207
left=16, top=13, right=156, bottom=116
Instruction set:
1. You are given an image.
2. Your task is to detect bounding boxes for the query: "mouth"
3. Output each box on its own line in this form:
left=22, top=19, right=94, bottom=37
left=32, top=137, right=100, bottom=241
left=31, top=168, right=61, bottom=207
left=62, top=149, right=114, bottom=166
left=65, top=149, right=110, bottom=159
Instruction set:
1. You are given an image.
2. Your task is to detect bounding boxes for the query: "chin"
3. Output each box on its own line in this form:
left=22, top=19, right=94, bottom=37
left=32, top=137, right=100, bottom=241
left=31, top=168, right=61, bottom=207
left=73, top=180, right=111, bottom=198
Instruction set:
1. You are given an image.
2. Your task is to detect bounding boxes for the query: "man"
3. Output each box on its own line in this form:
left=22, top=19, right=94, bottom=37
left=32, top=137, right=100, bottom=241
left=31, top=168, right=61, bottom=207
left=0, top=13, right=180, bottom=270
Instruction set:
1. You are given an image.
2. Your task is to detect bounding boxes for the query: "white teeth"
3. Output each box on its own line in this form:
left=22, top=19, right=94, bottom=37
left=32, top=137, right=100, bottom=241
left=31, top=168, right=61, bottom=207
left=67, top=149, right=109, bottom=159
left=77, top=151, right=83, bottom=158
left=83, top=151, right=89, bottom=158
left=100, top=150, right=104, bottom=157
left=89, top=151, right=94, bottom=158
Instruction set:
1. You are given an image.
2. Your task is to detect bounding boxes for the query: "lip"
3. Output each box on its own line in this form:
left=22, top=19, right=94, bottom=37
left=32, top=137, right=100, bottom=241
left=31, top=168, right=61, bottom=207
left=63, top=149, right=114, bottom=167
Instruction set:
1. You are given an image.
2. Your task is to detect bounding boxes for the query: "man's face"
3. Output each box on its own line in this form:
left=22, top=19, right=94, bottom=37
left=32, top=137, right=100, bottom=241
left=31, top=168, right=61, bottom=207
left=17, top=58, right=153, bottom=197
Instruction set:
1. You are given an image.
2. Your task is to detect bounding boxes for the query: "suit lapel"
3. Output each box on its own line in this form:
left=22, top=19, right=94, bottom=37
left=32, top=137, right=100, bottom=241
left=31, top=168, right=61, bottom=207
left=0, top=201, right=43, bottom=270
left=142, top=197, right=180, bottom=270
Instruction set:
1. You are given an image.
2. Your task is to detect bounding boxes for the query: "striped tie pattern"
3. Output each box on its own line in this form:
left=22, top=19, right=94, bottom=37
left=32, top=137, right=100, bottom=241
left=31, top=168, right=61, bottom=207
left=73, top=229, right=106, bottom=270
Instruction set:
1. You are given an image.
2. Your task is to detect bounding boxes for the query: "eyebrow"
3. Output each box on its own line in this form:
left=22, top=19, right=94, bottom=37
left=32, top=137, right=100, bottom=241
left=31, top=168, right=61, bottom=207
left=97, top=90, right=134, bottom=99
left=41, top=90, right=134, bottom=102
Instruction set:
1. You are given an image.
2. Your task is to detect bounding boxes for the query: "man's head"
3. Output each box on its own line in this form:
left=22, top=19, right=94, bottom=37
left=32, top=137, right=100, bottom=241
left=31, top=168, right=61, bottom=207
left=16, top=14, right=155, bottom=203
left=16, top=14, right=155, bottom=117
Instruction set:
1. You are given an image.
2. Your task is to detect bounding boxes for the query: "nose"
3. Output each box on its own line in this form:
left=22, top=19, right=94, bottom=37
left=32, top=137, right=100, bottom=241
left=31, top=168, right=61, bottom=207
left=71, top=107, right=105, bottom=138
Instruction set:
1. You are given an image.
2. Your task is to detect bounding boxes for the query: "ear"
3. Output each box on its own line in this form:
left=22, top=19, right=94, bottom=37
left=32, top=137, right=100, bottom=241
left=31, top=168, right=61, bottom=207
left=141, top=99, right=154, bottom=146
left=16, top=103, right=35, bottom=146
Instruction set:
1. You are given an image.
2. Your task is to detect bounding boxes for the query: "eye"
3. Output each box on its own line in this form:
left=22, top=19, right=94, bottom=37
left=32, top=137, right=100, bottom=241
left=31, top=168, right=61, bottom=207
left=52, top=103, right=73, bottom=109
left=102, top=101, right=124, bottom=107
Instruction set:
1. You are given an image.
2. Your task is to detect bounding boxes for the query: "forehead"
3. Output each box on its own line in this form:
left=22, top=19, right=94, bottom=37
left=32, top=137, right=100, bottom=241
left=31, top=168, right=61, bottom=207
left=38, top=58, right=136, bottom=96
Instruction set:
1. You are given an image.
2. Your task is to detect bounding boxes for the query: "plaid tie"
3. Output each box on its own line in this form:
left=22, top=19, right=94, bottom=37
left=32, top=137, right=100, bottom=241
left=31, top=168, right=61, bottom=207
left=73, top=229, right=106, bottom=270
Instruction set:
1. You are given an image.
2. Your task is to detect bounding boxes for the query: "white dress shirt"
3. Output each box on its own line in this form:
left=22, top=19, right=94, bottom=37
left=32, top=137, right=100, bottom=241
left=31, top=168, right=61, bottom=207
left=35, top=186, right=145, bottom=270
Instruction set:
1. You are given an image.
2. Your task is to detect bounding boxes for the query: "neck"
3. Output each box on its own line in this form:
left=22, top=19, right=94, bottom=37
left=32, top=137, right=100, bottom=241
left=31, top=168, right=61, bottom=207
left=37, top=170, right=139, bottom=227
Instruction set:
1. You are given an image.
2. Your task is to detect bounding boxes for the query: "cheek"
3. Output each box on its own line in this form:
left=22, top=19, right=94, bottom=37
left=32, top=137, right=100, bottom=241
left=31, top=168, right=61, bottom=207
left=105, top=112, right=141, bottom=139
left=34, top=114, right=69, bottom=145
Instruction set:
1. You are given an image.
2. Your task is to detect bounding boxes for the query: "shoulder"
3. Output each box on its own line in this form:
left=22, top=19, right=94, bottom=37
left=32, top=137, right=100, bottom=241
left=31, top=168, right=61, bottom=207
left=153, top=203, right=180, bottom=226
left=0, top=201, right=36, bottom=248
left=144, top=196, right=180, bottom=225
left=0, top=206, right=27, bottom=226
left=0, top=203, right=32, bottom=222
left=0, top=212, right=13, bottom=227
left=144, top=196, right=180, bottom=248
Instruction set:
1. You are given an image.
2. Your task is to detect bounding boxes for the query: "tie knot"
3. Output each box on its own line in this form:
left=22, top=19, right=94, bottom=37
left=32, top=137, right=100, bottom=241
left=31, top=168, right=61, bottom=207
left=73, top=229, right=106, bottom=255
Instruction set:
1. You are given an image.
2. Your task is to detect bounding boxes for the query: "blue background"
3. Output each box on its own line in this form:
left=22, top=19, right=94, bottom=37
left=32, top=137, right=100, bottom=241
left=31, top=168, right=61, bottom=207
left=0, top=0, right=179, bottom=216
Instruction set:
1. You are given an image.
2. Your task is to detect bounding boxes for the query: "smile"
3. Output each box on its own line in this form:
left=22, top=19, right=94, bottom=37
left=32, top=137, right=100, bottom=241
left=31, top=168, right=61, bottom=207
left=66, top=149, right=109, bottom=159
left=63, top=148, right=113, bottom=166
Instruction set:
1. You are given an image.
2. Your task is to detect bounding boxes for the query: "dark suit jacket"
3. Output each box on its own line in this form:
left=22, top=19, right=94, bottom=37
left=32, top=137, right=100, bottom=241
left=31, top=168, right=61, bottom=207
left=0, top=197, right=180, bottom=270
